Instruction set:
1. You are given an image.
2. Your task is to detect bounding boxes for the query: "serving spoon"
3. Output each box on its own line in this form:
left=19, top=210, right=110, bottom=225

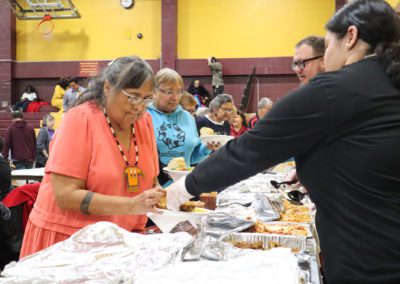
left=270, top=180, right=298, bottom=189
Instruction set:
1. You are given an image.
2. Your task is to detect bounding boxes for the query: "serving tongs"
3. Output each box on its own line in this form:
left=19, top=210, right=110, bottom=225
left=271, top=180, right=305, bottom=205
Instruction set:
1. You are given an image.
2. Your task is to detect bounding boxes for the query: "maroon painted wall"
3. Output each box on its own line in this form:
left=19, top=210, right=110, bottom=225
left=14, top=74, right=299, bottom=112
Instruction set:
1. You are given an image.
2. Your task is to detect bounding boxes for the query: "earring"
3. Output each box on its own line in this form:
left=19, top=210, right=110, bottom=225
left=345, top=43, right=350, bottom=47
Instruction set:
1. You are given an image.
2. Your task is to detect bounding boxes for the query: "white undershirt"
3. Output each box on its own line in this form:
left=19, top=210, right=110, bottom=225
left=205, top=114, right=225, bottom=125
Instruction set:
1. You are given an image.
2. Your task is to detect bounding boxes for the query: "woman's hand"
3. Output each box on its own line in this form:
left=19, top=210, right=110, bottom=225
left=206, top=142, right=221, bottom=151
left=128, top=188, right=165, bottom=215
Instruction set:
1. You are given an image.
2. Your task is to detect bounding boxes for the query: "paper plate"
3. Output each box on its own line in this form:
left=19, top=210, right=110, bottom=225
left=147, top=209, right=210, bottom=233
left=163, top=167, right=192, bottom=182
left=200, top=135, right=234, bottom=146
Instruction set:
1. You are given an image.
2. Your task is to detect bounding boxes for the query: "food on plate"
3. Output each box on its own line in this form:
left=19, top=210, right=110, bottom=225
left=167, top=157, right=193, bottom=171
left=192, top=207, right=209, bottom=213
left=279, top=200, right=311, bottom=223
left=157, top=195, right=167, bottom=209
left=252, top=221, right=309, bottom=237
left=200, top=192, right=218, bottom=210
left=229, top=240, right=264, bottom=250
left=200, top=127, right=215, bottom=137
left=179, top=201, right=205, bottom=212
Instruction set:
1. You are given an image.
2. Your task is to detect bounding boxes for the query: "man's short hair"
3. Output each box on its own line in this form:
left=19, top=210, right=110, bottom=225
left=258, top=97, right=273, bottom=110
left=69, top=77, right=79, bottom=84
left=295, top=36, right=325, bottom=57
left=12, top=111, right=23, bottom=120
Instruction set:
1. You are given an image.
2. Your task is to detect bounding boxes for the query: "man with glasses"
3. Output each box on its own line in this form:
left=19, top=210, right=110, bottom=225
left=292, top=36, right=325, bottom=85
left=286, top=36, right=326, bottom=185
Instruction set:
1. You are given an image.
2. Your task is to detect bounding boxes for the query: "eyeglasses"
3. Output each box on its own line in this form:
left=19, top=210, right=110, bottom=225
left=220, top=107, right=233, bottom=114
left=121, top=89, right=154, bottom=105
left=291, top=56, right=323, bottom=71
left=157, top=88, right=184, bottom=97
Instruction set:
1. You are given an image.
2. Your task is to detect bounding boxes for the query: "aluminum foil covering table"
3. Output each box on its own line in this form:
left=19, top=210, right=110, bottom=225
left=0, top=222, right=313, bottom=284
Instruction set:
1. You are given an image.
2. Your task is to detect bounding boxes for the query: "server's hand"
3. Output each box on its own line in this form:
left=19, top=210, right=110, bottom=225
left=165, top=177, right=194, bottom=211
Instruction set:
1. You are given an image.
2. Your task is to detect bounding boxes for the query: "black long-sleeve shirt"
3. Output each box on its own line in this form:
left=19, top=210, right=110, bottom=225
left=186, top=57, right=400, bottom=284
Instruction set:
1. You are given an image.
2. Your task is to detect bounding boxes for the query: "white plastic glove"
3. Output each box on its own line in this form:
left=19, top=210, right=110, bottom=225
left=166, top=177, right=194, bottom=211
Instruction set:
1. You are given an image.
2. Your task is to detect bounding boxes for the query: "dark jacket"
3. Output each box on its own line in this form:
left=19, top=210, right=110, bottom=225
left=36, top=127, right=53, bottom=166
left=196, top=115, right=230, bottom=136
left=2, top=120, right=36, bottom=161
left=248, top=114, right=259, bottom=129
left=187, top=85, right=210, bottom=106
left=0, top=157, right=11, bottom=199
left=186, top=57, right=400, bottom=284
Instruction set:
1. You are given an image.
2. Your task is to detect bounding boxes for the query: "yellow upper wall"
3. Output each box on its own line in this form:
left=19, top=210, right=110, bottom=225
left=178, top=0, right=335, bottom=58
left=16, top=0, right=161, bottom=61
left=387, top=0, right=399, bottom=7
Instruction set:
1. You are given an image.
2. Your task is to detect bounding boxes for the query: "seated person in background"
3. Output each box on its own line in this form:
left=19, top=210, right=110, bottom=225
left=248, top=97, right=273, bottom=129
left=187, top=79, right=210, bottom=107
left=0, top=137, right=11, bottom=200
left=51, top=77, right=70, bottom=112
left=36, top=114, right=55, bottom=168
left=2, top=111, right=36, bottom=170
left=292, top=35, right=325, bottom=85
left=63, top=78, right=87, bottom=112
left=14, top=85, right=37, bottom=112
left=179, top=91, right=197, bottom=117
left=196, top=94, right=233, bottom=136
left=230, top=109, right=248, bottom=138
left=147, top=68, right=216, bottom=186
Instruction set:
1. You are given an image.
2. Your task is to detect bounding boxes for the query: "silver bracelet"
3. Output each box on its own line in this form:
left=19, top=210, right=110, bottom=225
left=80, top=191, right=94, bottom=215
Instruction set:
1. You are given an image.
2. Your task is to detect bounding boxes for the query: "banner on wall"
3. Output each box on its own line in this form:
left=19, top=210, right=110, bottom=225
left=79, top=61, right=100, bottom=77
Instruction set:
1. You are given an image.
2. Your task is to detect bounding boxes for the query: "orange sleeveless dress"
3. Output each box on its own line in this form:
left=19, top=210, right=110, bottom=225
left=20, top=103, right=159, bottom=258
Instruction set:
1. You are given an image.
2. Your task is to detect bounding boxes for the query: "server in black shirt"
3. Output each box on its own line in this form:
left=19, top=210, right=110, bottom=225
left=167, top=1, right=400, bottom=283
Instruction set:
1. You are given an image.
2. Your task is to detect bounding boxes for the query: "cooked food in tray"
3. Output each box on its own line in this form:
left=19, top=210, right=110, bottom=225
left=167, top=157, right=194, bottom=171
left=227, top=240, right=300, bottom=253
left=279, top=200, right=311, bottom=223
left=251, top=222, right=309, bottom=237
left=228, top=240, right=264, bottom=250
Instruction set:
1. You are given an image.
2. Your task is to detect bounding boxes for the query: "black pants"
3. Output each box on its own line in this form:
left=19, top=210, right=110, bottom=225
left=14, top=161, right=34, bottom=170
left=212, top=85, right=224, bottom=98
left=14, top=100, right=31, bottom=112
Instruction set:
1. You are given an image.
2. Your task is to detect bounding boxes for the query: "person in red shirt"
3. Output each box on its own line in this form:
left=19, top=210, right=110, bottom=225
left=2, top=111, right=36, bottom=169
left=230, top=109, right=248, bottom=138
left=248, top=97, right=273, bottom=129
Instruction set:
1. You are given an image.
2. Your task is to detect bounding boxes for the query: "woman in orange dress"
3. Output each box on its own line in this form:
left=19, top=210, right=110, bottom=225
left=20, top=56, right=164, bottom=258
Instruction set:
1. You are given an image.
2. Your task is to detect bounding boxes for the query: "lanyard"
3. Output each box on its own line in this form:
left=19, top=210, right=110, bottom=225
left=102, top=107, right=139, bottom=167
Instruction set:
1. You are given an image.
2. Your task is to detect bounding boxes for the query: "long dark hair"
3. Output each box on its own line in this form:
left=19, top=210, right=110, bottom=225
left=236, top=110, right=248, bottom=128
left=58, top=77, right=70, bottom=90
left=326, top=0, right=400, bottom=88
left=77, top=56, right=154, bottom=107
left=25, top=85, right=35, bottom=93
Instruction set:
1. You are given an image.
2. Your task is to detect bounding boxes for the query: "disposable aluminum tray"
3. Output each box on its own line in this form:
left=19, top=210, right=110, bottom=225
left=222, top=232, right=308, bottom=251
left=261, top=221, right=313, bottom=238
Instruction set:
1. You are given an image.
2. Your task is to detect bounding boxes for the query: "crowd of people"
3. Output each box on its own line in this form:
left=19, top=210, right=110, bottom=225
left=1, top=1, right=400, bottom=283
